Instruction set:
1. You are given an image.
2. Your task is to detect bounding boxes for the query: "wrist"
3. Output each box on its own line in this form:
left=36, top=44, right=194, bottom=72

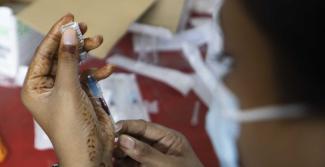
left=52, top=139, right=95, bottom=167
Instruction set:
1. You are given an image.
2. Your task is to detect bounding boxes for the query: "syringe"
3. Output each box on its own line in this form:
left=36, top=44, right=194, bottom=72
left=60, top=22, right=112, bottom=118
left=86, top=75, right=111, bottom=117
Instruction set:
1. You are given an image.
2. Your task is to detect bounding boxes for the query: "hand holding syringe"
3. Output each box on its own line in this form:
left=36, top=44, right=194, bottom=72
left=61, top=21, right=113, bottom=119
left=22, top=14, right=115, bottom=167
left=87, top=75, right=110, bottom=113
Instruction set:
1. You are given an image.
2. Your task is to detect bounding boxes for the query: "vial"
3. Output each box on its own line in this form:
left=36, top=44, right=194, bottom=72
left=60, top=22, right=88, bottom=61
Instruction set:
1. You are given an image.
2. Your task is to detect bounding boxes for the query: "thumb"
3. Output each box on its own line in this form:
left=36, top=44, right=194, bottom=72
left=55, top=29, right=80, bottom=89
left=118, top=135, right=167, bottom=166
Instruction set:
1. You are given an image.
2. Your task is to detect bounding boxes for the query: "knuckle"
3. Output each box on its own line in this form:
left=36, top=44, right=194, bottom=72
left=164, top=130, right=188, bottom=154
left=136, top=119, right=149, bottom=136
left=61, top=45, right=77, bottom=55
left=60, top=53, right=77, bottom=63
left=164, top=132, right=176, bottom=144
left=176, top=131, right=186, bottom=141
left=173, top=131, right=187, bottom=145
left=169, top=129, right=185, bottom=140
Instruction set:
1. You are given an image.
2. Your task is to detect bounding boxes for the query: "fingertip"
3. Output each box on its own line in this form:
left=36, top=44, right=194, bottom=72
left=92, top=35, right=104, bottom=46
left=96, top=35, right=104, bottom=44
left=84, top=35, right=104, bottom=52
left=91, top=64, right=113, bottom=79
left=104, top=64, right=114, bottom=73
left=62, top=29, right=78, bottom=46
left=79, top=22, right=88, bottom=34
left=118, top=134, right=164, bottom=165
left=64, top=13, right=74, bottom=20
left=47, top=13, right=74, bottom=38
left=58, top=29, right=78, bottom=62
left=59, top=13, right=74, bottom=24
left=119, top=135, right=135, bottom=150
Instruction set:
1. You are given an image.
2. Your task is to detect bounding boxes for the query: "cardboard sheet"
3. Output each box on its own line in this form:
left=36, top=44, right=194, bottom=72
left=17, top=0, right=155, bottom=59
left=139, top=0, right=187, bottom=33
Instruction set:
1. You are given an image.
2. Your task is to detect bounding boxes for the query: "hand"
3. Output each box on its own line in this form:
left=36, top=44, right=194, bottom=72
left=114, top=120, right=204, bottom=167
left=21, top=14, right=114, bottom=167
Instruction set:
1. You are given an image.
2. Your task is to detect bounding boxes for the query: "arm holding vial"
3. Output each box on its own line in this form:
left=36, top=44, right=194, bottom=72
left=21, top=14, right=115, bottom=167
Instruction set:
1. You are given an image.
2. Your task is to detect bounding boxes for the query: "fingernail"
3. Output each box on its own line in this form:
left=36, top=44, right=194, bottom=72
left=119, top=136, right=135, bottom=149
left=114, top=123, right=122, bottom=133
left=62, top=29, right=77, bottom=54
left=114, top=137, right=119, bottom=143
left=64, top=13, right=74, bottom=19
left=63, top=29, right=77, bottom=45
left=105, top=65, right=114, bottom=75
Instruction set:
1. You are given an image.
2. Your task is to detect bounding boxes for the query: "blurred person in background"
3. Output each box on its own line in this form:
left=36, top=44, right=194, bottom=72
left=21, top=0, right=323, bottom=167
left=220, top=0, right=324, bottom=167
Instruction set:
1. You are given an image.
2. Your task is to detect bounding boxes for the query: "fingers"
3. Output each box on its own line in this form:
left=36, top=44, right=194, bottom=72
left=26, top=13, right=74, bottom=81
left=84, top=35, right=103, bottom=52
left=80, top=65, right=114, bottom=85
left=55, top=29, right=80, bottom=89
left=77, top=22, right=104, bottom=52
left=118, top=135, right=166, bottom=166
left=48, top=40, right=106, bottom=79
left=115, top=120, right=188, bottom=154
left=79, top=22, right=87, bottom=34
left=115, top=120, right=171, bottom=143
left=92, top=65, right=114, bottom=81
left=47, top=23, right=102, bottom=79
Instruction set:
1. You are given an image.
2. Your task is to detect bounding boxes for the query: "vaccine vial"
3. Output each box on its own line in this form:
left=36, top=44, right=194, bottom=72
left=60, top=22, right=88, bottom=61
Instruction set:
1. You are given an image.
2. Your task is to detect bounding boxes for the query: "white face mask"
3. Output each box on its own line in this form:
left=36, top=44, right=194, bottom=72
left=206, top=81, right=241, bottom=167
left=203, top=1, right=308, bottom=166
left=206, top=80, right=307, bottom=167
left=176, top=1, right=308, bottom=166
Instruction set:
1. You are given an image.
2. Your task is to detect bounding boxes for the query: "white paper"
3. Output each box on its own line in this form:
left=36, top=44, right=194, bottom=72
left=14, top=65, right=28, bottom=86
left=99, top=73, right=150, bottom=122
left=129, top=23, right=173, bottom=39
left=34, top=121, right=53, bottom=150
left=190, top=18, right=214, bottom=27
left=107, top=55, right=194, bottom=96
left=191, top=74, right=213, bottom=106
left=191, top=0, right=223, bottom=15
left=0, top=18, right=43, bottom=87
left=133, top=21, right=219, bottom=53
left=0, top=7, right=19, bottom=79
left=144, top=100, right=159, bottom=114
left=182, top=44, right=218, bottom=95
